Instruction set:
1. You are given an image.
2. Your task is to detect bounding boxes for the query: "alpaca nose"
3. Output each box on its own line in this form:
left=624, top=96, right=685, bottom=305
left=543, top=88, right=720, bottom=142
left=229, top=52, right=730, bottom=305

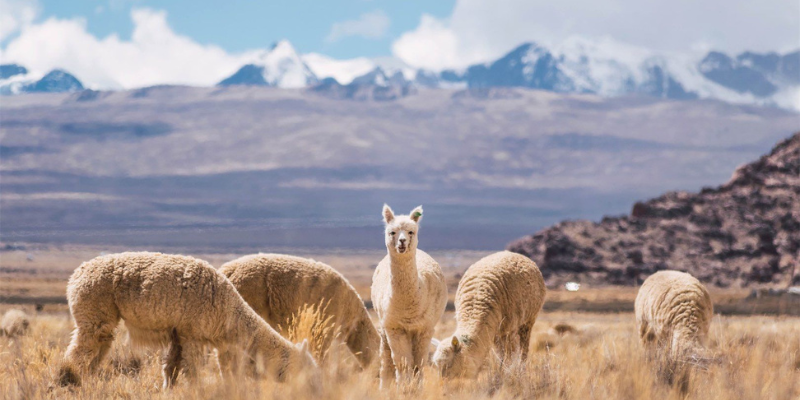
left=399, top=238, right=406, bottom=244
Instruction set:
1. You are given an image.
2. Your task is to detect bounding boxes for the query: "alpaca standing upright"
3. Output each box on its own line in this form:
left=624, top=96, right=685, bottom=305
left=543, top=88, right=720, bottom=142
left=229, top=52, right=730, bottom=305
left=371, top=204, right=447, bottom=387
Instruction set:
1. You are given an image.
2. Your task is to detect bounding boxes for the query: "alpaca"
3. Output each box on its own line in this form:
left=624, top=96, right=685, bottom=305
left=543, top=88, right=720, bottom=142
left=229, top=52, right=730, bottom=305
left=635, top=270, right=713, bottom=388
left=220, top=253, right=380, bottom=368
left=432, top=251, right=546, bottom=378
left=58, top=252, right=318, bottom=389
left=1, top=309, right=30, bottom=337
left=371, top=204, right=447, bottom=387
left=635, top=270, right=713, bottom=359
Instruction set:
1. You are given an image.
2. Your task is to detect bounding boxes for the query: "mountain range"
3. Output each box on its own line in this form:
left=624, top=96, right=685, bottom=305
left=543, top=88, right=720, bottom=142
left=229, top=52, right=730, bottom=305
left=1, top=38, right=798, bottom=109
left=0, top=84, right=796, bottom=250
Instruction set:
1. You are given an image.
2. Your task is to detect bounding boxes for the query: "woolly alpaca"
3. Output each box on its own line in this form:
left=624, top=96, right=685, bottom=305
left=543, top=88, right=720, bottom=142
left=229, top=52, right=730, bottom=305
left=371, top=204, right=447, bottom=386
left=1, top=309, right=30, bottom=337
left=635, top=270, right=713, bottom=388
left=432, top=251, right=546, bottom=378
left=635, top=270, right=713, bottom=357
left=58, top=252, right=318, bottom=389
left=219, top=253, right=380, bottom=368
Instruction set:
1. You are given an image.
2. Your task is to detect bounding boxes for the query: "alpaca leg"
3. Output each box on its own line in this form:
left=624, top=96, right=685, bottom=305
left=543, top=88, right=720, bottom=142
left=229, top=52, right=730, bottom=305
left=497, top=334, right=519, bottom=364
left=217, top=346, right=239, bottom=377
left=162, top=329, right=183, bottom=389
left=518, top=323, right=533, bottom=361
left=411, top=332, right=432, bottom=376
left=379, top=332, right=396, bottom=389
left=180, top=343, right=204, bottom=383
left=346, top=320, right=376, bottom=369
left=59, top=320, right=118, bottom=386
left=386, top=329, right=413, bottom=383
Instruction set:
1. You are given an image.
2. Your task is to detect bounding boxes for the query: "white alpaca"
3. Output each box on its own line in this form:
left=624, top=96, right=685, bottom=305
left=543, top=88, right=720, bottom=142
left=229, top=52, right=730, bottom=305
left=371, top=204, right=447, bottom=387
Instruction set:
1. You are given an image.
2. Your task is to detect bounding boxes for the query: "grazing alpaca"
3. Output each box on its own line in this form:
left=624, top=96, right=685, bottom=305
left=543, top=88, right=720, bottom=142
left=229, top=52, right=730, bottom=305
left=220, top=253, right=380, bottom=368
left=635, top=270, right=713, bottom=388
left=371, top=204, right=447, bottom=387
left=58, top=252, right=318, bottom=389
left=432, top=251, right=546, bottom=378
left=635, top=270, right=713, bottom=358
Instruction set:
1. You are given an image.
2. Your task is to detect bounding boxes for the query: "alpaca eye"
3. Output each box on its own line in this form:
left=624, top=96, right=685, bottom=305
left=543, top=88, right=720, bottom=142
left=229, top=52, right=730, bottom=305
left=409, top=231, right=414, bottom=235
left=390, top=232, right=395, bottom=235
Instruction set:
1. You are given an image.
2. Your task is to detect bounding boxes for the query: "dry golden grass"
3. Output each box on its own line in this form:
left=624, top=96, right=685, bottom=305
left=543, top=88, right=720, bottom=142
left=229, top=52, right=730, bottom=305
left=0, top=308, right=797, bottom=400
left=281, top=301, right=340, bottom=362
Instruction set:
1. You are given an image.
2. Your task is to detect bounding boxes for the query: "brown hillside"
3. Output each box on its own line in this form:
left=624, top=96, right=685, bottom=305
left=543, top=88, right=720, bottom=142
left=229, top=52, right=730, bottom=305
left=507, top=132, right=800, bottom=288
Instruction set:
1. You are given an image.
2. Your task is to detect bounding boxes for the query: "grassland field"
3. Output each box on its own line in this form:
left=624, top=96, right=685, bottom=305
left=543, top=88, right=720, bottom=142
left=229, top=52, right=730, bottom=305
left=1, top=244, right=798, bottom=399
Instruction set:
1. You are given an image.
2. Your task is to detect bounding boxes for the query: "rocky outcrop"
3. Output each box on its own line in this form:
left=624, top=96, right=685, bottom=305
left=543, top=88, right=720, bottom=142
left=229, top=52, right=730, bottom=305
left=508, top=132, right=800, bottom=288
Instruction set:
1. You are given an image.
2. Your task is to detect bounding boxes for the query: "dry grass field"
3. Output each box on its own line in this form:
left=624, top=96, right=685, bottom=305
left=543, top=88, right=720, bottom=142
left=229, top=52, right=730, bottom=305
left=1, top=245, right=799, bottom=399
left=1, top=307, right=798, bottom=400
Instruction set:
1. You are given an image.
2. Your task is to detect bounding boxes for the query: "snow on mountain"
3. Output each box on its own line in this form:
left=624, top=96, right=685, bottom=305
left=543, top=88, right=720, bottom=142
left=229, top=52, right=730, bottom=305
left=219, top=40, right=317, bottom=88
left=311, top=66, right=415, bottom=101
left=302, top=53, right=416, bottom=85
left=302, top=53, right=374, bottom=85
left=554, top=36, right=652, bottom=96
left=458, top=36, right=799, bottom=110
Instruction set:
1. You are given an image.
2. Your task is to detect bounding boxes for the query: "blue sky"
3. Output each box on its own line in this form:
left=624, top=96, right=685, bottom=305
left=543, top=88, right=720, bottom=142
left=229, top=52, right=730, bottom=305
left=2, top=0, right=795, bottom=90
left=36, top=0, right=456, bottom=58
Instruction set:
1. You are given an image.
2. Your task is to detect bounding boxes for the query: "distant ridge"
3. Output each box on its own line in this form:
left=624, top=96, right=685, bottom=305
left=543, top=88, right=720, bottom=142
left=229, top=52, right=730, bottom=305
left=0, top=65, right=84, bottom=94
left=508, top=132, right=800, bottom=288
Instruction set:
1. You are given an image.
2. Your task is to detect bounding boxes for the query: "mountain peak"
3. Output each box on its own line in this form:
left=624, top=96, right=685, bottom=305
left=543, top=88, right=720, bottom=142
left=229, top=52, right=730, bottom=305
left=219, top=39, right=317, bottom=88
left=269, top=39, right=299, bottom=58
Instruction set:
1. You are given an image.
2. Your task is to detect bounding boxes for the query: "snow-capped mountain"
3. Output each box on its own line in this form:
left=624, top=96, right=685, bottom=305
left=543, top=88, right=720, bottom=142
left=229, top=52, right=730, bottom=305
left=302, top=53, right=416, bottom=85
left=219, top=40, right=318, bottom=88
left=460, top=38, right=799, bottom=109
left=311, top=67, right=415, bottom=101
left=0, top=64, right=84, bottom=94
left=301, top=53, right=375, bottom=85
left=3, top=37, right=798, bottom=109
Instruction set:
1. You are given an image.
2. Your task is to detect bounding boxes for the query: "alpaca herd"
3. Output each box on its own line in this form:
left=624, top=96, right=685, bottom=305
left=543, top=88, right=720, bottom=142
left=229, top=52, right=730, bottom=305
left=55, top=204, right=713, bottom=391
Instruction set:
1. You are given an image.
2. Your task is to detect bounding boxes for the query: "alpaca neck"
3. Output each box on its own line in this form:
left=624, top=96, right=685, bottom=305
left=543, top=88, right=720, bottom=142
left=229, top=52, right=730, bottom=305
left=389, top=248, right=422, bottom=306
left=236, top=306, right=292, bottom=362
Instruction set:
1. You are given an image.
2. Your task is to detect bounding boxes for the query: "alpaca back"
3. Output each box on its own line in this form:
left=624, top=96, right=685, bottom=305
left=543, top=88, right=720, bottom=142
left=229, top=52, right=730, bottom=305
left=221, top=254, right=374, bottom=338
left=635, top=270, right=713, bottom=353
left=68, top=252, right=251, bottom=347
left=455, top=251, right=545, bottom=337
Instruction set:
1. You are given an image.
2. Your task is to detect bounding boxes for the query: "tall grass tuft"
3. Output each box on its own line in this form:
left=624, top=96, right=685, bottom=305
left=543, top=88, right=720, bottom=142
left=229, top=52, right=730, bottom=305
left=282, top=301, right=340, bottom=362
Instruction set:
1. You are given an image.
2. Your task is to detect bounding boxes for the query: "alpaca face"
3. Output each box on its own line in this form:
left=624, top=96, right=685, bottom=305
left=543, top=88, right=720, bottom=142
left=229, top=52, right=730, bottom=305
left=432, top=335, right=476, bottom=378
left=382, top=204, right=423, bottom=254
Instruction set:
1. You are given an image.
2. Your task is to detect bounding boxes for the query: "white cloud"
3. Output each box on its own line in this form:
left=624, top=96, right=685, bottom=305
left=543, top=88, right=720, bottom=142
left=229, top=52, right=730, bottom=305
left=0, top=0, right=39, bottom=41
left=0, top=8, right=258, bottom=89
left=392, top=0, right=800, bottom=70
left=325, top=10, right=390, bottom=43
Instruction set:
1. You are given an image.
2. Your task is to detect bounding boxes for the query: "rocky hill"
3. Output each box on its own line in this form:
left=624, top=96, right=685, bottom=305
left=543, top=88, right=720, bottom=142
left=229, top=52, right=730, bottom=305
left=508, top=133, right=800, bottom=288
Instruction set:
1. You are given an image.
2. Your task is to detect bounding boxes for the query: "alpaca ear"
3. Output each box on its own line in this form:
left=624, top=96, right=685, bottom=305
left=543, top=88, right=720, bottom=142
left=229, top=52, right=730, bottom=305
left=409, top=205, right=423, bottom=223
left=383, top=204, right=395, bottom=224
left=451, top=336, right=461, bottom=352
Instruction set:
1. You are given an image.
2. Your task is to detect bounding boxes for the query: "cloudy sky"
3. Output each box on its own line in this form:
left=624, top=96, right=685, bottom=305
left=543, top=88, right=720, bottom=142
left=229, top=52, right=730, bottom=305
left=1, top=0, right=797, bottom=88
